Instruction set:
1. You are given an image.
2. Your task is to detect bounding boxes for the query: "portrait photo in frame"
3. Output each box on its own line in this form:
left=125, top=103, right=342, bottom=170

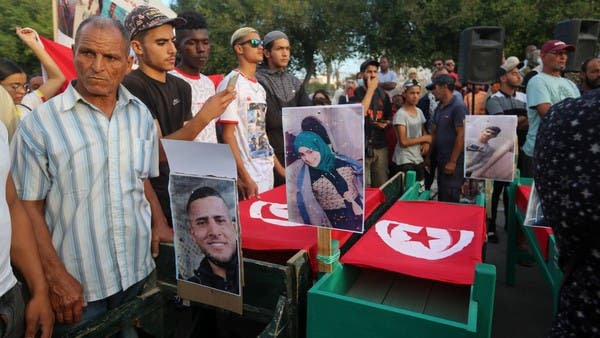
left=282, top=104, right=365, bottom=233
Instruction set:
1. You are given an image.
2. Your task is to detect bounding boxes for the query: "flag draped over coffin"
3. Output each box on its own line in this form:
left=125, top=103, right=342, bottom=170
left=341, top=201, right=486, bottom=285
left=238, top=185, right=384, bottom=272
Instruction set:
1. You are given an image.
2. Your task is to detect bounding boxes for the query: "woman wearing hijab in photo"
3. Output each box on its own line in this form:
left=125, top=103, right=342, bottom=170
left=291, top=130, right=363, bottom=231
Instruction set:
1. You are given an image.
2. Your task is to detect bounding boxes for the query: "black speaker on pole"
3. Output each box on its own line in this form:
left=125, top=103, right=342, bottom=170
left=458, top=26, right=505, bottom=85
left=554, top=19, right=600, bottom=72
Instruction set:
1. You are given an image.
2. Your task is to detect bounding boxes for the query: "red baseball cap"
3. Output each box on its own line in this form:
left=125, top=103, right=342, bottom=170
left=540, top=40, right=575, bottom=54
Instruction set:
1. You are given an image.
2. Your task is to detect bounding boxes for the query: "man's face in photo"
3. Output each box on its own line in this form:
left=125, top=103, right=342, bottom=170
left=480, top=128, right=499, bottom=142
left=188, top=196, right=237, bottom=265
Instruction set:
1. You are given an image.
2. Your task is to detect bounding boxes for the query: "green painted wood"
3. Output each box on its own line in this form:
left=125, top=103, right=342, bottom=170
left=382, top=273, right=431, bottom=312
left=472, top=263, right=496, bottom=338
left=505, top=170, right=563, bottom=315
left=154, top=245, right=310, bottom=337
left=424, top=282, right=470, bottom=323
left=345, top=268, right=396, bottom=303
left=308, top=263, right=496, bottom=338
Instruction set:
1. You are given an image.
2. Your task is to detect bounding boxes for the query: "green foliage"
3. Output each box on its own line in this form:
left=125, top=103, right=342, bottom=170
left=173, top=0, right=369, bottom=85
left=358, top=0, right=598, bottom=67
left=1, top=0, right=597, bottom=80
left=0, top=0, right=53, bottom=75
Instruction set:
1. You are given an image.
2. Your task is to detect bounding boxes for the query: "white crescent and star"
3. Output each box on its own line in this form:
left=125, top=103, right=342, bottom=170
left=249, top=200, right=305, bottom=227
left=375, top=220, right=474, bottom=260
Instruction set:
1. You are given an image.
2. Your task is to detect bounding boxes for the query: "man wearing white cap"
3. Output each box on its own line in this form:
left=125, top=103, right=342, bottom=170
left=218, top=27, right=278, bottom=199
left=485, top=56, right=529, bottom=242
left=521, top=40, right=580, bottom=176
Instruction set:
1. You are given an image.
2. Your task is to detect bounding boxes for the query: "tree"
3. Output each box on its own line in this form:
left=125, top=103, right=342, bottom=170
left=0, top=0, right=53, bottom=75
left=358, top=0, right=599, bottom=68
left=172, top=0, right=368, bottom=86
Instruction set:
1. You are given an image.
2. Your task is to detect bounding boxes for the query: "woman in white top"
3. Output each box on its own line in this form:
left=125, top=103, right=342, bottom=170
left=391, top=79, right=431, bottom=181
left=0, top=27, right=65, bottom=119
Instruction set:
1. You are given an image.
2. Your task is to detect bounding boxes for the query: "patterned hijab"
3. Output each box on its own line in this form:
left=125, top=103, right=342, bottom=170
left=294, top=131, right=335, bottom=172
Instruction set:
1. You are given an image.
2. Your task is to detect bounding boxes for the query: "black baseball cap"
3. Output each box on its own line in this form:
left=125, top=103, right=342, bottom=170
left=124, top=6, right=186, bottom=39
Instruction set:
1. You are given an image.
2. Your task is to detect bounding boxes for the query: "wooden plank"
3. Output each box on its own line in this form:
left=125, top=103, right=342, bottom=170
left=423, top=281, right=471, bottom=323
left=382, top=273, right=432, bottom=313
left=345, top=268, right=396, bottom=304
left=64, top=287, right=164, bottom=338
left=317, top=228, right=332, bottom=273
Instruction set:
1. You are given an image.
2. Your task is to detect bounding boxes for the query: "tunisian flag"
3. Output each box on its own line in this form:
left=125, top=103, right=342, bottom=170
left=39, top=36, right=76, bottom=92
left=341, top=201, right=486, bottom=285
left=239, top=185, right=384, bottom=272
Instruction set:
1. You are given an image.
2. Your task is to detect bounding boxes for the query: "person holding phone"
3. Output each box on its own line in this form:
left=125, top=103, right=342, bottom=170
left=218, top=27, right=280, bottom=199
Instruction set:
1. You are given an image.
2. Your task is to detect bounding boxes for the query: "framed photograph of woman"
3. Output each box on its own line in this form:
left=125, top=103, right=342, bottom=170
left=282, top=104, right=365, bottom=233
left=464, top=115, right=517, bottom=182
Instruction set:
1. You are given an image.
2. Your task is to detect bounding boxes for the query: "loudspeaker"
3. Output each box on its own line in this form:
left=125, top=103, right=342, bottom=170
left=554, top=19, right=600, bottom=72
left=458, top=26, right=505, bottom=85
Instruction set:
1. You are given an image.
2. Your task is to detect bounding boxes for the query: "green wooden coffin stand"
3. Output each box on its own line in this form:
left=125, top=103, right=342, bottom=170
left=505, top=171, right=563, bottom=314
left=307, top=172, right=496, bottom=338
left=155, top=245, right=312, bottom=338
left=307, top=263, right=496, bottom=338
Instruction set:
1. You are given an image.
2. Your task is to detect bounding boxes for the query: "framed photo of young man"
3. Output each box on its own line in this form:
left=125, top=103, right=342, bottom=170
left=464, top=115, right=517, bottom=182
left=163, top=140, right=243, bottom=314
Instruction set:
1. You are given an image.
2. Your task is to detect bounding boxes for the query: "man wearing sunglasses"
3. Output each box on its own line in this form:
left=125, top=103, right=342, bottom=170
left=123, top=6, right=235, bottom=230
left=218, top=27, right=279, bottom=199
left=521, top=39, right=580, bottom=177
left=256, top=30, right=311, bottom=187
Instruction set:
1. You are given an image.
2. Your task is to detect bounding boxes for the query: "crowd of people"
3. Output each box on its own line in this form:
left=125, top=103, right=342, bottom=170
left=0, top=5, right=599, bottom=337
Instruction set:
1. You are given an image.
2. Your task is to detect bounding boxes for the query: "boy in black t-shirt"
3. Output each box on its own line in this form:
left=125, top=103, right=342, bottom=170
left=350, top=60, right=392, bottom=187
left=122, top=6, right=235, bottom=229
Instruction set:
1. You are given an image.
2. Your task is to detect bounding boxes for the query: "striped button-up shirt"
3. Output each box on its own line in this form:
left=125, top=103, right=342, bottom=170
left=11, top=83, right=159, bottom=302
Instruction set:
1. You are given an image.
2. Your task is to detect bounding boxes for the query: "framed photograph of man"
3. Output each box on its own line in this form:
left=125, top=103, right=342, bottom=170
left=170, top=174, right=242, bottom=313
left=464, top=115, right=518, bottom=182
left=282, top=104, right=365, bottom=233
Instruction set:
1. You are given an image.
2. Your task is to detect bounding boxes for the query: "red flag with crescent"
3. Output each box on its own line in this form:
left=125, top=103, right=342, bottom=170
left=341, top=201, right=486, bottom=284
left=39, top=36, right=76, bottom=93
left=239, top=185, right=384, bottom=272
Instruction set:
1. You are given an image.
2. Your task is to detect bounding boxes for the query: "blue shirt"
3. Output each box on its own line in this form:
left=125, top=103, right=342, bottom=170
left=522, top=73, right=580, bottom=156
left=433, top=96, right=467, bottom=162
left=11, top=83, right=159, bottom=302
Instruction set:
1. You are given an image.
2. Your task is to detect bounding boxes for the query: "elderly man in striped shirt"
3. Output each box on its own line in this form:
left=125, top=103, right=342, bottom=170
left=10, top=17, right=164, bottom=336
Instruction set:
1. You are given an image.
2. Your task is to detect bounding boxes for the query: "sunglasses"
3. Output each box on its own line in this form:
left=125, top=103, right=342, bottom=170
left=238, top=39, right=263, bottom=48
